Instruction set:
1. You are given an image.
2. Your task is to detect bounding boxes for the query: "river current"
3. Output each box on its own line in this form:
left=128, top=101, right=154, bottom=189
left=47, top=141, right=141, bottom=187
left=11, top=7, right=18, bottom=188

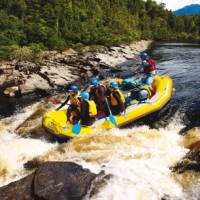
left=0, top=43, right=200, bottom=199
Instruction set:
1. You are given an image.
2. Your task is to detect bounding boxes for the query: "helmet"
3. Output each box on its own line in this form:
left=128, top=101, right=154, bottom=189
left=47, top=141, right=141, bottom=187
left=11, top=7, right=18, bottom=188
left=138, top=90, right=149, bottom=101
left=142, top=60, right=149, bottom=67
left=69, top=85, right=78, bottom=92
left=110, top=81, right=118, bottom=89
left=142, top=76, right=153, bottom=86
left=140, top=52, right=149, bottom=59
left=90, top=79, right=99, bottom=87
left=80, top=92, right=89, bottom=100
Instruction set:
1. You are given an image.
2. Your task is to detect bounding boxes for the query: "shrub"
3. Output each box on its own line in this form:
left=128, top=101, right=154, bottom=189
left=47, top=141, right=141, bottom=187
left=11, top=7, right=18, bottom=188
left=0, top=45, right=19, bottom=60
left=12, top=44, right=45, bottom=63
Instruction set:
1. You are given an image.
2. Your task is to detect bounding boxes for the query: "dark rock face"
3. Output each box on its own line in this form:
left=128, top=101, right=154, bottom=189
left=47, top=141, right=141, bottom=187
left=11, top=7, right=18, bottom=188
left=0, top=174, right=35, bottom=200
left=171, top=149, right=200, bottom=174
left=0, top=162, right=98, bottom=200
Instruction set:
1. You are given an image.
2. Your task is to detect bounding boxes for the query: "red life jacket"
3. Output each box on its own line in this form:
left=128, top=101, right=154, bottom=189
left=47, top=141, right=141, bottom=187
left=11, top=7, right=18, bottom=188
left=144, top=58, right=157, bottom=73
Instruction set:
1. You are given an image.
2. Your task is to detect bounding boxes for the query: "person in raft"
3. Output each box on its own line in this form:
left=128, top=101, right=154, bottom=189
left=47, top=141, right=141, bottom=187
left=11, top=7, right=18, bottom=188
left=78, top=92, right=97, bottom=126
left=139, top=52, right=157, bottom=75
left=127, top=76, right=154, bottom=103
left=89, top=79, right=107, bottom=118
left=137, top=76, right=154, bottom=101
left=108, top=81, right=126, bottom=116
left=56, top=85, right=80, bottom=124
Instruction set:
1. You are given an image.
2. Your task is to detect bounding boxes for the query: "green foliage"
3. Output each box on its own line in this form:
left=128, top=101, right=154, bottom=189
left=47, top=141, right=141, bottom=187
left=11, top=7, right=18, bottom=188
left=12, top=46, right=32, bottom=61
left=11, top=43, right=44, bottom=63
left=0, top=0, right=199, bottom=56
left=0, top=45, right=18, bottom=59
left=28, top=43, right=45, bottom=64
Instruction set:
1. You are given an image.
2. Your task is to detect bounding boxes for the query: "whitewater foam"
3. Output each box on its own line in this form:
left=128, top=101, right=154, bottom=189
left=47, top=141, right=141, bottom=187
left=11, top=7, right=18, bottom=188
left=0, top=103, right=199, bottom=199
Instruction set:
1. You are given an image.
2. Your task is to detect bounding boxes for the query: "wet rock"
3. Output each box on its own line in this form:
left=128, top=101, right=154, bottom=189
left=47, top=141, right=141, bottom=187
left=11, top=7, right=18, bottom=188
left=0, top=162, right=98, bottom=200
left=24, top=159, right=42, bottom=170
left=161, top=194, right=171, bottom=200
left=34, top=162, right=97, bottom=200
left=89, top=172, right=112, bottom=198
left=171, top=149, right=200, bottom=174
left=3, top=86, right=20, bottom=97
left=15, top=105, right=49, bottom=138
left=0, top=174, right=35, bottom=200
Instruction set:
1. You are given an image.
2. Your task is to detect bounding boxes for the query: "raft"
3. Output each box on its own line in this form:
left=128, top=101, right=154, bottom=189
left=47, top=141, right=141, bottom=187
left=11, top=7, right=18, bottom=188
left=42, top=75, right=173, bottom=139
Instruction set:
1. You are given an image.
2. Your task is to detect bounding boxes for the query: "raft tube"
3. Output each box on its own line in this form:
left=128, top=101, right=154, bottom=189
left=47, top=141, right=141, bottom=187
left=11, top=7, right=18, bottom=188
left=42, top=76, right=173, bottom=139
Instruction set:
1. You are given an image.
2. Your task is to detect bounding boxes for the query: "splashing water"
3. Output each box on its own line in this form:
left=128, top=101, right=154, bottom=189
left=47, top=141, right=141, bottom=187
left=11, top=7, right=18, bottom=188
left=23, top=120, right=191, bottom=199
left=0, top=103, right=57, bottom=186
left=0, top=101, right=200, bottom=199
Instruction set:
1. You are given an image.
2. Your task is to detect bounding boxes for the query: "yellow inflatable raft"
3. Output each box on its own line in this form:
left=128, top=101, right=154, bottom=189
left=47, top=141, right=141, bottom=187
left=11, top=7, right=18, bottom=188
left=42, top=76, right=173, bottom=139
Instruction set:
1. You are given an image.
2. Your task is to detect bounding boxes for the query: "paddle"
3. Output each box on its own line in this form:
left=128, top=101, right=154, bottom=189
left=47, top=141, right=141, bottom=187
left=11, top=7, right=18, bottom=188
left=47, top=98, right=61, bottom=104
left=105, top=97, right=117, bottom=126
left=72, top=122, right=81, bottom=134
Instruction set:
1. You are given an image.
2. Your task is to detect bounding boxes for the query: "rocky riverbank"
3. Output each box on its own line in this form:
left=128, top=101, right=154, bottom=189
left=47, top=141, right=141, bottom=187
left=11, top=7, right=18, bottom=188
left=0, top=40, right=151, bottom=97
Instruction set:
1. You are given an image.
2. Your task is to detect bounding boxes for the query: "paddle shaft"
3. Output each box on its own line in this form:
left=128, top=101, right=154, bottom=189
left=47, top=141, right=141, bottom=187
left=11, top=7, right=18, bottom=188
left=105, top=97, right=113, bottom=116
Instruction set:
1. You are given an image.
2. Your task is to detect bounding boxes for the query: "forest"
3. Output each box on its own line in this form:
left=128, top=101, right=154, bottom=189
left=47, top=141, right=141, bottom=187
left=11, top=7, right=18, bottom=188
left=0, top=0, right=199, bottom=58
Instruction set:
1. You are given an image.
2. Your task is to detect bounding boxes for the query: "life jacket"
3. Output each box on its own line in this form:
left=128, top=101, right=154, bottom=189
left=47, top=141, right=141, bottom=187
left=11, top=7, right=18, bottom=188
left=144, top=58, right=157, bottom=73
left=146, top=58, right=156, bottom=66
left=69, top=92, right=80, bottom=105
left=87, top=100, right=97, bottom=117
left=110, top=89, right=125, bottom=106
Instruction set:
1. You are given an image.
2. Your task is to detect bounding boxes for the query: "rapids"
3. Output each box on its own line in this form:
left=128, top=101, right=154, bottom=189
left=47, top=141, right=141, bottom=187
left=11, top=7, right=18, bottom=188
left=0, top=42, right=200, bottom=199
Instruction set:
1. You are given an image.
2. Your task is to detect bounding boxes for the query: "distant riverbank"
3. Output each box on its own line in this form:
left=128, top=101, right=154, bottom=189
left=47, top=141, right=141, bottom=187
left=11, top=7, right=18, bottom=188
left=0, top=40, right=151, bottom=98
left=0, top=40, right=151, bottom=117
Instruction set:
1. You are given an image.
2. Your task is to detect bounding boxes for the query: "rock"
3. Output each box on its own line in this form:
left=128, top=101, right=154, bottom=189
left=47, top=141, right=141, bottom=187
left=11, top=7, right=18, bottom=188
left=161, top=194, right=171, bottom=200
left=171, top=149, right=200, bottom=174
left=19, top=74, right=51, bottom=94
left=3, top=86, right=20, bottom=97
left=0, top=74, right=23, bottom=94
left=0, top=40, right=151, bottom=97
left=34, top=162, right=97, bottom=200
left=0, top=174, right=35, bottom=200
left=15, top=105, right=48, bottom=138
left=0, top=162, right=98, bottom=200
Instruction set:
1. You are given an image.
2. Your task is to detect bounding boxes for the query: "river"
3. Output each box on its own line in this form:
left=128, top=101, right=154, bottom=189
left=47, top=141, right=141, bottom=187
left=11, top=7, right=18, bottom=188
left=152, top=43, right=200, bottom=131
left=0, top=42, right=200, bottom=199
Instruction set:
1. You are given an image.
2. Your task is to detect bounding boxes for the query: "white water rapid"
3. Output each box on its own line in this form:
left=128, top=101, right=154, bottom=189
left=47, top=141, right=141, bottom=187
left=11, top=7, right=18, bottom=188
left=1, top=101, right=200, bottom=199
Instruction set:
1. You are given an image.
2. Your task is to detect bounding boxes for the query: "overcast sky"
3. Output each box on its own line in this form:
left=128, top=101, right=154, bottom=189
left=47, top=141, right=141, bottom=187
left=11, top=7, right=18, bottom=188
left=155, top=0, right=200, bottom=11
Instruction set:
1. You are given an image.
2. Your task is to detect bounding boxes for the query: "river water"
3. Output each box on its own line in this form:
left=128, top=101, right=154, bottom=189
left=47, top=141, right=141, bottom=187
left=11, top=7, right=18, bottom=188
left=0, top=43, right=200, bottom=199
left=152, top=43, right=200, bottom=131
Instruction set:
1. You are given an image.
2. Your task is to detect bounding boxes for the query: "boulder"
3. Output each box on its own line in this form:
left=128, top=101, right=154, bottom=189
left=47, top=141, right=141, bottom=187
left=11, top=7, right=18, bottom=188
left=0, top=162, right=98, bottom=200
left=0, top=174, right=35, bottom=200
left=171, top=149, right=200, bottom=174
left=3, top=86, right=20, bottom=97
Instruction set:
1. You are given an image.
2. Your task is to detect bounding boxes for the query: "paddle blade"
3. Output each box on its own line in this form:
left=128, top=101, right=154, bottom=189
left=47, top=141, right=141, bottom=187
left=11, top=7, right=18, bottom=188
left=109, top=115, right=117, bottom=126
left=48, top=98, right=61, bottom=104
left=72, top=123, right=81, bottom=135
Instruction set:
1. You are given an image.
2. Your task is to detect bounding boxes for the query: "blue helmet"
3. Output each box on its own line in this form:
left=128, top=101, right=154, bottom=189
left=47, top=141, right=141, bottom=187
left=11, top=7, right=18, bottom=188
left=138, top=90, right=149, bottom=101
left=90, top=79, right=99, bottom=87
left=69, top=85, right=78, bottom=92
left=110, top=81, right=118, bottom=89
left=142, top=76, right=153, bottom=86
left=140, top=52, right=149, bottom=59
left=142, top=60, right=149, bottom=67
left=80, top=92, right=89, bottom=100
